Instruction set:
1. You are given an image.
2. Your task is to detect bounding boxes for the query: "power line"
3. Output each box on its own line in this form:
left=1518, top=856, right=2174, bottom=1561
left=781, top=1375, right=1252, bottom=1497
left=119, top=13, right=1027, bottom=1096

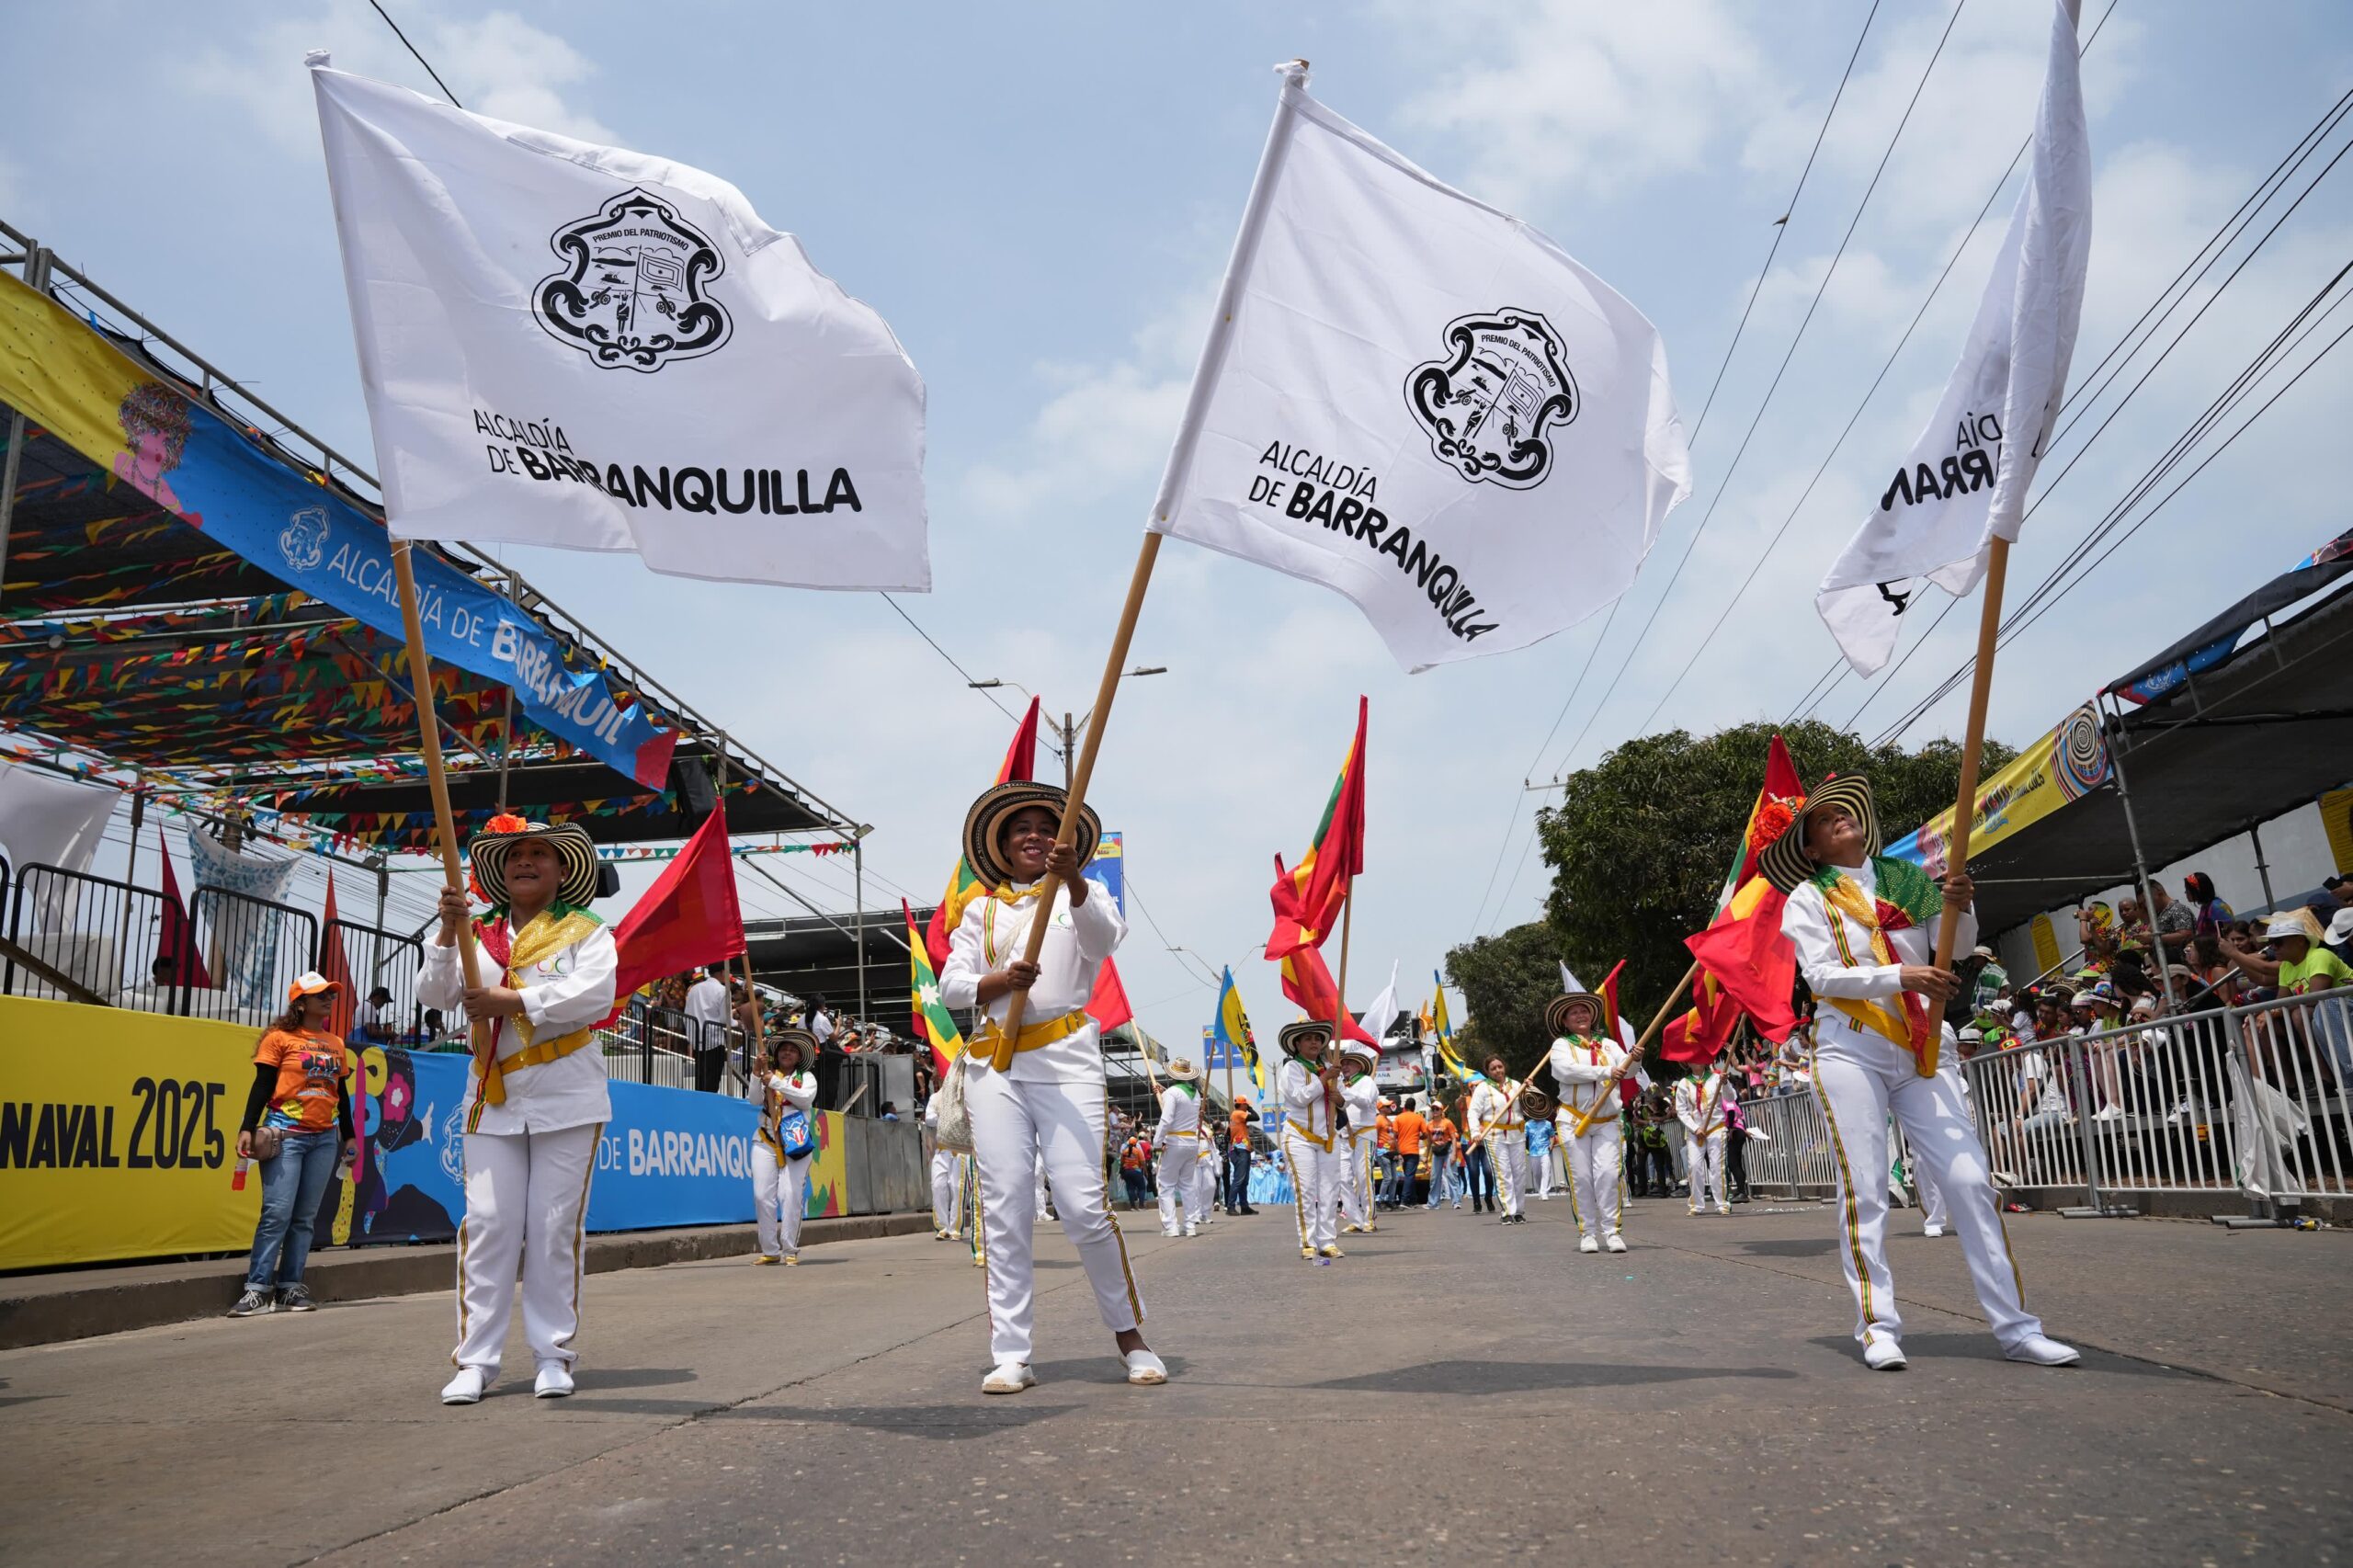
left=1515, top=0, right=1898, bottom=797
left=1536, top=1, right=1974, bottom=790
left=365, top=0, right=462, bottom=106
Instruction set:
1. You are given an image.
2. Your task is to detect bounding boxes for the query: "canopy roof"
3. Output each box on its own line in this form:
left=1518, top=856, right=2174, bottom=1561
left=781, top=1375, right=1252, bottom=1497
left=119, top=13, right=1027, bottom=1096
left=1921, top=576, right=2353, bottom=937
left=1, top=221, right=852, bottom=848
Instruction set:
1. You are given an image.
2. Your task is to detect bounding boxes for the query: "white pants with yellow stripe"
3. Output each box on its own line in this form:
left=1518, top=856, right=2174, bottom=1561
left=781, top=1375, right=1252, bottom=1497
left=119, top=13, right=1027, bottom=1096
left=1813, top=1031, right=2041, bottom=1348
left=753, top=1141, right=810, bottom=1259
left=1284, top=1129, right=1341, bottom=1252
left=1157, top=1138, right=1203, bottom=1233
left=453, top=1122, right=599, bottom=1376
left=1486, top=1132, right=1528, bottom=1218
left=1338, top=1132, right=1375, bottom=1229
left=967, top=1069, right=1142, bottom=1362
left=1686, top=1128, right=1728, bottom=1212
left=931, top=1147, right=961, bottom=1233
left=1563, top=1120, right=1624, bottom=1239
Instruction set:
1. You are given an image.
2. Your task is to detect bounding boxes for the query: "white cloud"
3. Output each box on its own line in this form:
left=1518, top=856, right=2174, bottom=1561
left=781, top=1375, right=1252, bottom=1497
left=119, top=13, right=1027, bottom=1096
left=1393, top=0, right=1779, bottom=210
left=190, top=1, right=611, bottom=156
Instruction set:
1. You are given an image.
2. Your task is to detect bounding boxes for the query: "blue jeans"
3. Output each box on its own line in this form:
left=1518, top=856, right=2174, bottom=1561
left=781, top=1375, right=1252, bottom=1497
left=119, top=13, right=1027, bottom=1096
left=1225, top=1144, right=1252, bottom=1210
left=1463, top=1144, right=1495, bottom=1210
left=244, top=1128, right=339, bottom=1290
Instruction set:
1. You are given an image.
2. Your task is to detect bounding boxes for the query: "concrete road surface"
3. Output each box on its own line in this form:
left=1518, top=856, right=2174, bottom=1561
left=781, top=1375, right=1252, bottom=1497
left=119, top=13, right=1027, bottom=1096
left=3, top=1192, right=2346, bottom=1564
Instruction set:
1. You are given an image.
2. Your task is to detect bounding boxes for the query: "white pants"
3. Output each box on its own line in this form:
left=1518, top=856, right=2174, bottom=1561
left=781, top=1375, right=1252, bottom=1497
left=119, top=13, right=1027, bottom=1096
left=931, top=1147, right=961, bottom=1232
left=1191, top=1150, right=1217, bottom=1221
left=1157, top=1140, right=1203, bottom=1233
left=1338, top=1133, right=1375, bottom=1228
left=1813, top=1034, right=2041, bottom=1347
left=968, top=1071, right=1142, bottom=1362
left=753, top=1142, right=810, bottom=1259
left=1918, top=1160, right=1949, bottom=1231
left=1285, top=1130, right=1341, bottom=1252
left=1487, top=1133, right=1527, bottom=1217
left=1687, top=1129, right=1728, bottom=1212
left=1529, top=1139, right=1554, bottom=1197
left=452, top=1123, right=599, bottom=1377
left=1563, top=1121, right=1624, bottom=1239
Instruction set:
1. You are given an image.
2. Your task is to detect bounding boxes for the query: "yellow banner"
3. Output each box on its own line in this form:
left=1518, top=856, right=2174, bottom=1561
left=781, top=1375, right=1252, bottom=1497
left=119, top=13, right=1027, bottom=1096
left=1892, top=701, right=2113, bottom=875
left=0, top=998, right=264, bottom=1269
left=0, top=272, right=152, bottom=478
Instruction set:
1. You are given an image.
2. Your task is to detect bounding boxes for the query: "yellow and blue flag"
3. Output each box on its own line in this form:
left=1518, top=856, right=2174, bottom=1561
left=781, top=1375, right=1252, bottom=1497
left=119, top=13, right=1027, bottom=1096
left=1430, top=973, right=1480, bottom=1085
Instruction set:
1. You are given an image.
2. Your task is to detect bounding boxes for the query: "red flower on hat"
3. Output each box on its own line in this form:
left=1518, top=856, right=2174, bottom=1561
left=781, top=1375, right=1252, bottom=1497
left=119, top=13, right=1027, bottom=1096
left=1748, top=793, right=1806, bottom=852
left=483, top=812, right=531, bottom=835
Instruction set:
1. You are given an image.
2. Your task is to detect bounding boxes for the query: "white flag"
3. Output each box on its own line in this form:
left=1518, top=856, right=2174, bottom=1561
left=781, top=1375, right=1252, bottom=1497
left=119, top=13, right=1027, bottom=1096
left=1816, top=1, right=2091, bottom=674
left=1359, top=960, right=1403, bottom=1048
left=1149, top=64, right=1689, bottom=674
left=1563, top=961, right=1640, bottom=1054
left=309, top=58, right=927, bottom=590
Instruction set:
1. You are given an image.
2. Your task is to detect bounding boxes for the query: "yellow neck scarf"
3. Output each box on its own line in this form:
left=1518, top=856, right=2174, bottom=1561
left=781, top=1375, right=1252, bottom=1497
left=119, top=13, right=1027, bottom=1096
left=474, top=906, right=604, bottom=1108
left=1817, top=874, right=1933, bottom=1059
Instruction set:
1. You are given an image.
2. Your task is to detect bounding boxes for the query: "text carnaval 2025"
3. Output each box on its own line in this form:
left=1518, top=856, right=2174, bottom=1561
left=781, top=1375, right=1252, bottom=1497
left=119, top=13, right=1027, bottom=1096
left=475, top=411, right=863, bottom=517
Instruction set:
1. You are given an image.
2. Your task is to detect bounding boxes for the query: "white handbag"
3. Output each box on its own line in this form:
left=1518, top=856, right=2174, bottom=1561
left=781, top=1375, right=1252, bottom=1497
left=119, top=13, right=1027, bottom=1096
left=933, top=1055, right=974, bottom=1153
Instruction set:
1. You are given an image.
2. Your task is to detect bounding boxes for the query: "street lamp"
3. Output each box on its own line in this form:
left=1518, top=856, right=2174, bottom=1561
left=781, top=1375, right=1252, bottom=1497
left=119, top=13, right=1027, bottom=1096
left=969, top=667, right=1169, bottom=789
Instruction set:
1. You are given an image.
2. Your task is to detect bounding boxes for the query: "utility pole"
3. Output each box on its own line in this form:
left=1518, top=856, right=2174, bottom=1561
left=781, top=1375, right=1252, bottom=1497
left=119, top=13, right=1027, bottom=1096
left=1062, top=711, right=1076, bottom=792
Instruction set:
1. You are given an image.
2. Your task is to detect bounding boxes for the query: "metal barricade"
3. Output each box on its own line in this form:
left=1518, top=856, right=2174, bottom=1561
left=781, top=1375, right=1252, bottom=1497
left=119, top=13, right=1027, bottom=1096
left=1957, top=991, right=2352, bottom=1218
left=182, top=886, right=318, bottom=1027
left=322, top=917, right=425, bottom=1045
left=1741, top=1088, right=1837, bottom=1196
left=4, top=862, right=174, bottom=1007
left=597, top=1002, right=699, bottom=1090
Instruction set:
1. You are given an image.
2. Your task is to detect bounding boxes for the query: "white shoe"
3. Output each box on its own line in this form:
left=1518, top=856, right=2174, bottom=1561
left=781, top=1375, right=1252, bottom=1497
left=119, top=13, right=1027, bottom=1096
left=2004, top=1333, right=2081, bottom=1367
left=1161, top=1229, right=1181, bottom=1238
left=1124, top=1348, right=1168, bottom=1385
left=533, top=1362, right=575, bottom=1399
left=1182, top=1224, right=1200, bottom=1237
left=1922, top=1223, right=1946, bottom=1238
left=1605, top=1233, right=1627, bottom=1254
left=2094, top=1105, right=2124, bottom=1122
left=1862, top=1334, right=1907, bottom=1371
left=440, top=1367, right=488, bottom=1405
left=982, top=1360, right=1036, bottom=1395
left=1578, top=1234, right=1600, bottom=1254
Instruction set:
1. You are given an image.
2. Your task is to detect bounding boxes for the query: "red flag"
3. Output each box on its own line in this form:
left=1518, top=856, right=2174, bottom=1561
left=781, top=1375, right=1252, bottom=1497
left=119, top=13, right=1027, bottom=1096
left=1277, top=945, right=1379, bottom=1045
left=1685, top=876, right=1799, bottom=1041
left=1265, top=697, right=1368, bottom=960
left=1597, top=960, right=1643, bottom=1105
left=1716, top=733, right=1807, bottom=914
left=157, top=835, right=211, bottom=989
left=1086, top=955, right=1133, bottom=1033
left=320, top=873, right=357, bottom=1040
left=926, top=697, right=1043, bottom=968
left=609, top=805, right=747, bottom=1006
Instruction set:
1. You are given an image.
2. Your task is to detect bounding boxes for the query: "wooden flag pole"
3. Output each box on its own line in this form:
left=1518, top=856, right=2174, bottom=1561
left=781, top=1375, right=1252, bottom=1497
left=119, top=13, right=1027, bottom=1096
left=991, top=531, right=1164, bottom=1068
left=1326, top=886, right=1355, bottom=1127
left=1923, top=537, right=2012, bottom=1078
left=391, top=542, right=488, bottom=1069
left=1567, top=959, right=1700, bottom=1138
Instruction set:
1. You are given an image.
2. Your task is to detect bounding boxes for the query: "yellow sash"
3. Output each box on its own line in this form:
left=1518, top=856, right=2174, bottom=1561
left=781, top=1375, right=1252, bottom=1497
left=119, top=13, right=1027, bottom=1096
left=474, top=908, right=604, bottom=1108
left=1817, top=874, right=1930, bottom=1055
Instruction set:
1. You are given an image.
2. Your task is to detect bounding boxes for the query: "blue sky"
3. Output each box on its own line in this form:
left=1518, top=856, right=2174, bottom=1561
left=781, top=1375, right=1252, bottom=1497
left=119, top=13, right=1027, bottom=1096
left=9, top=0, right=2351, bottom=1038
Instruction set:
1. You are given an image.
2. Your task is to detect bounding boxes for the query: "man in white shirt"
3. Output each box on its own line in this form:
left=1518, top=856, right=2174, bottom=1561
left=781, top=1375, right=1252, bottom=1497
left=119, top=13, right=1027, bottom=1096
left=938, top=781, right=1164, bottom=1394
left=1767, top=774, right=2077, bottom=1373
left=684, top=967, right=732, bottom=1093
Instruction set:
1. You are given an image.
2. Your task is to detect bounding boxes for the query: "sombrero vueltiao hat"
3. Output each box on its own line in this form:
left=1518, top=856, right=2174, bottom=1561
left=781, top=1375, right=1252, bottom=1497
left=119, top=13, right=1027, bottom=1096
left=961, top=780, right=1102, bottom=891
left=1164, top=1057, right=1201, bottom=1082
left=469, top=814, right=601, bottom=908
left=1279, top=1018, right=1335, bottom=1059
left=1545, top=992, right=1608, bottom=1040
left=1758, top=775, right=1881, bottom=894
left=767, top=1027, right=819, bottom=1068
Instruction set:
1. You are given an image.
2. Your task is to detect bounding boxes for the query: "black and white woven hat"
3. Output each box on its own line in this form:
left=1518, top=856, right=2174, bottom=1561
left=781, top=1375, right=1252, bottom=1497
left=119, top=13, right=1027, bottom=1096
left=1757, top=775, right=1880, bottom=894
left=469, top=815, right=601, bottom=908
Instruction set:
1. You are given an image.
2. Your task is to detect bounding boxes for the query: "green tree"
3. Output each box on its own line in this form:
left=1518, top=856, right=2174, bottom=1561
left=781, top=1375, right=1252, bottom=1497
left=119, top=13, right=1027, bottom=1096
left=1533, top=720, right=2014, bottom=1020
left=1440, top=920, right=1562, bottom=1080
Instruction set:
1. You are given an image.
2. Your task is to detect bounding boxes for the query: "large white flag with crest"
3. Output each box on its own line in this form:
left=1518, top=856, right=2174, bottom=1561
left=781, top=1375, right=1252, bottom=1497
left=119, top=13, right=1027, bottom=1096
left=1148, top=63, right=1689, bottom=674
left=1816, top=0, right=2091, bottom=675
left=309, top=58, right=927, bottom=591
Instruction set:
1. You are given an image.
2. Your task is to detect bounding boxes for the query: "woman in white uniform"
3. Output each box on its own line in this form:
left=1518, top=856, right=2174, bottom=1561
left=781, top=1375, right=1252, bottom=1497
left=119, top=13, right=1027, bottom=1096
left=1277, top=1020, right=1344, bottom=1259
left=1766, top=774, right=2078, bottom=1373
left=1470, top=1055, right=1529, bottom=1225
left=752, top=1030, right=820, bottom=1264
left=938, top=780, right=1165, bottom=1395
left=1336, top=1037, right=1381, bottom=1235
left=421, top=815, right=615, bottom=1406
left=1547, top=992, right=1629, bottom=1254
left=1154, top=1058, right=1206, bottom=1237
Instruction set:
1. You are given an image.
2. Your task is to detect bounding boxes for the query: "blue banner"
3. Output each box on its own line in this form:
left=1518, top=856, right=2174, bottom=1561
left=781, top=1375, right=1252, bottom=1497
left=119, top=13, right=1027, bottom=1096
left=152, top=403, right=676, bottom=786
left=337, top=1050, right=766, bottom=1244
left=1085, top=830, right=1124, bottom=913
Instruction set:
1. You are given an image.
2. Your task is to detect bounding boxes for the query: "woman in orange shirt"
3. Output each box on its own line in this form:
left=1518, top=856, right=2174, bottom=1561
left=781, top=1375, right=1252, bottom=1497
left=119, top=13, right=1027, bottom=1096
left=228, top=972, right=354, bottom=1318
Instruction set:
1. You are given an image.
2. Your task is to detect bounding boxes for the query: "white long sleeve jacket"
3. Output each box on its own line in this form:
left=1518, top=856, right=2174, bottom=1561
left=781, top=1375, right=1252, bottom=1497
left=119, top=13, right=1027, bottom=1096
left=1548, top=1034, right=1628, bottom=1125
